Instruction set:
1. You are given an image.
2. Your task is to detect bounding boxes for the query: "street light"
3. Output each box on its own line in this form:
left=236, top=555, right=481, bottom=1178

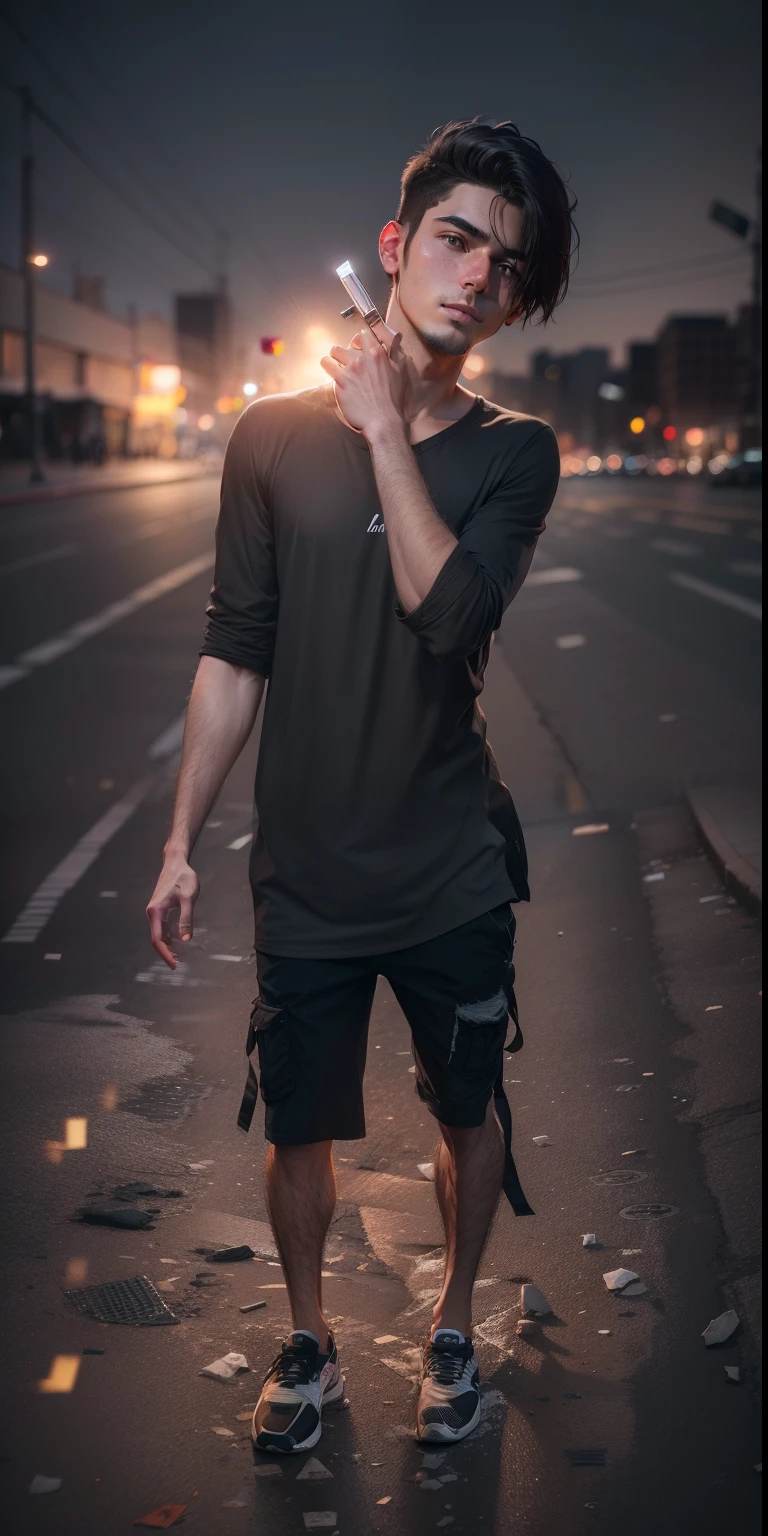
left=242, top=381, right=258, bottom=397
left=30, top=252, right=48, bottom=267
left=629, top=416, right=646, bottom=435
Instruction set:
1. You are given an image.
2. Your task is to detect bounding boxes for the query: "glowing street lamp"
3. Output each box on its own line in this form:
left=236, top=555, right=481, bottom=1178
left=30, top=252, right=48, bottom=267
left=243, top=381, right=258, bottom=397
left=629, top=416, right=646, bottom=435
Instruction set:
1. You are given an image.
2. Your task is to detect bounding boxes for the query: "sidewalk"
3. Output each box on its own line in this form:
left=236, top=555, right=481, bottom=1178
left=0, top=455, right=221, bottom=508
left=686, top=782, right=763, bottom=914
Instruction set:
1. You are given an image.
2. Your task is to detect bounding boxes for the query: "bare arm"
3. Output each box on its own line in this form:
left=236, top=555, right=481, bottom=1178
left=367, top=420, right=457, bottom=613
left=146, top=655, right=265, bottom=967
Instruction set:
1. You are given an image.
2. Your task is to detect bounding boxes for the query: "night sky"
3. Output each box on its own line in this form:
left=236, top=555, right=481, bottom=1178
left=0, top=0, right=761, bottom=381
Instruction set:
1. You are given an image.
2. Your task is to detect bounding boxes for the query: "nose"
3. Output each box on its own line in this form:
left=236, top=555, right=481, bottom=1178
left=461, top=249, right=491, bottom=294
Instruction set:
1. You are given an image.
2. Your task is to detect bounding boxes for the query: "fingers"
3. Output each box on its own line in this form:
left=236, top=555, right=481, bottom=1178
left=178, top=891, right=195, bottom=943
left=320, top=355, right=344, bottom=382
left=147, top=903, right=177, bottom=970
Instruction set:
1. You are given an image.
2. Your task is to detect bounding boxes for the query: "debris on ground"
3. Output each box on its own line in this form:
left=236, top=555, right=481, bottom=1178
left=621, top=1282, right=648, bottom=1297
left=240, top=1300, right=267, bottom=1313
left=582, top=1234, right=599, bottom=1248
left=211, top=1427, right=234, bottom=1437
left=297, top=1458, right=333, bottom=1481
left=82, top=1347, right=105, bottom=1356
left=210, top=1245, right=255, bottom=1263
left=222, top=1487, right=252, bottom=1508
left=521, top=1283, right=552, bottom=1316
left=75, top=1204, right=154, bottom=1230
left=188, top=1161, right=214, bottom=1171
left=566, top=1449, right=606, bottom=1467
left=436, top=1520, right=455, bottom=1529
left=65, top=1275, right=178, bottom=1326
left=724, top=1366, right=741, bottom=1383
left=417, top=1478, right=445, bottom=1491
left=374, top=1335, right=399, bottom=1345
left=421, top=1452, right=447, bottom=1469
left=702, top=1310, right=739, bottom=1346
left=602, top=1269, right=640, bottom=1292
left=254, top=1464, right=283, bottom=1477
left=200, top=1352, right=249, bottom=1381
left=597, top=1329, right=612, bottom=1336
left=29, top=1475, right=62, bottom=1495
left=564, top=1392, right=582, bottom=1399
left=133, top=1505, right=188, bottom=1529
left=417, top=1162, right=436, bottom=1180
left=516, top=1319, right=538, bottom=1338
left=111, top=1183, right=183, bottom=1202
left=302, top=1515, right=337, bottom=1531
left=532, top=1135, right=551, bottom=1147
left=38, top=1355, right=81, bottom=1394
left=376, top=1496, right=392, bottom=1505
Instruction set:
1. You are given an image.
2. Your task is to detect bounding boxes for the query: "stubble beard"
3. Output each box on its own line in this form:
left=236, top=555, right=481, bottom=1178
left=412, top=322, right=471, bottom=359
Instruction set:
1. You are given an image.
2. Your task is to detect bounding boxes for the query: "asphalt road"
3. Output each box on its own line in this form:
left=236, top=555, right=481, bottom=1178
left=0, top=468, right=761, bottom=1536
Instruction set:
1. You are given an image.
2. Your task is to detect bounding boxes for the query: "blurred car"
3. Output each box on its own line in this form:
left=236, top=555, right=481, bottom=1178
left=709, top=449, right=762, bottom=487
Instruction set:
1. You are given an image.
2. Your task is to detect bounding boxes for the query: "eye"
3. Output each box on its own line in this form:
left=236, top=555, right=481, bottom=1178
left=441, top=233, right=465, bottom=250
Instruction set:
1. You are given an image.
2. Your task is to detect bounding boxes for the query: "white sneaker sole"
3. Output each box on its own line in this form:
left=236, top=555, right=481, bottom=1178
left=417, top=1394, right=482, bottom=1442
left=252, top=1371, right=345, bottom=1454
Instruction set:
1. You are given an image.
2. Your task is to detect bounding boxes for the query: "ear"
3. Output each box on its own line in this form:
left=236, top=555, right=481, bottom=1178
left=379, top=220, right=404, bottom=278
left=505, top=306, right=524, bottom=327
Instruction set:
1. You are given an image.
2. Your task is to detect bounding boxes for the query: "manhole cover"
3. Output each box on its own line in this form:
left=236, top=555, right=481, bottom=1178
left=65, top=1275, right=179, bottom=1325
left=591, top=1170, right=648, bottom=1187
left=118, top=1077, right=210, bottom=1121
left=620, top=1202, right=679, bottom=1220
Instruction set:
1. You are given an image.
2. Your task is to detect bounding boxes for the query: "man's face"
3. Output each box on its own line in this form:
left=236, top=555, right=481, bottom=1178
left=382, top=183, right=525, bottom=358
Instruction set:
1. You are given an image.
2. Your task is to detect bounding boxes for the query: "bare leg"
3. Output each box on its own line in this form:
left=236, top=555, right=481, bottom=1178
left=432, top=1104, right=504, bottom=1336
left=265, top=1140, right=336, bottom=1351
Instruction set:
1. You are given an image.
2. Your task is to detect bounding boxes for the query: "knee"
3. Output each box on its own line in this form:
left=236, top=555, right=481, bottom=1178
left=268, top=1139, right=334, bottom=1172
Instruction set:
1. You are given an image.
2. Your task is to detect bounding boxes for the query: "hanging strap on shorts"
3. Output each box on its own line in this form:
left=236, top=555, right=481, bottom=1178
left=494, top=974, right=534, bottom=1216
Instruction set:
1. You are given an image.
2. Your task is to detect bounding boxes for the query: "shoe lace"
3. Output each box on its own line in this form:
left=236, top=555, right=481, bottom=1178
left=423, top=1340, right=470, bottom=1386
left=264, top=1342, right=315, bottom=1388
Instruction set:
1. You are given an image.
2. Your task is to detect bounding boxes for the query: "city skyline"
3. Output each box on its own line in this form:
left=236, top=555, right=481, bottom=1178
left=0, top=0, right=761, bottom=378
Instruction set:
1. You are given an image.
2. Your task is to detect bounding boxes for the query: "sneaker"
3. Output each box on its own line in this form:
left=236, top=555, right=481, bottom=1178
left=251, top=1330, right=344, bottom=1453
left=416, top=1329, right=481, bottom=1442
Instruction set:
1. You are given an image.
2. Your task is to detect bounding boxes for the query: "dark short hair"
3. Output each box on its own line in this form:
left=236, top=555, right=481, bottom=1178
left=397, top=118, right=578, bottom=326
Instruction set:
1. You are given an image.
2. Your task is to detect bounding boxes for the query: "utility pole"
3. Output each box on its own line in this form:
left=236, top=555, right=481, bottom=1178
left=21, top=87, right=45, bottom=484
left=750, top=147, right=762, bottom=434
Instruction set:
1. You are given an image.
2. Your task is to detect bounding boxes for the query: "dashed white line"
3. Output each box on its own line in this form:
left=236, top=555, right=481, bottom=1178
left=228, top=833, right=253, bottom=851
left=668, top=572, right=762, bottom=621
left=526, top=566, right=584, bottom=586
left=0, top=542, right=78, bottom=576
left=2, top=707, right=194, bottom=944
left=0, top=554, right=213, bottom=692
left=650, top=538, right=702, bottom=558
left=555, top=633, right=587, bottom=649
left=147, top=712, right=186, bottom=761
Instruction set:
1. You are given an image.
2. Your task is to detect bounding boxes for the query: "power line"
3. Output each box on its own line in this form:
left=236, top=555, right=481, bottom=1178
left=572, top=246, right=751, bottom=288
left=0, top=3, right=216, bottom=257
left=569, top=257, right=751, bottom=300
left=33, top=0, right=223, bottom=245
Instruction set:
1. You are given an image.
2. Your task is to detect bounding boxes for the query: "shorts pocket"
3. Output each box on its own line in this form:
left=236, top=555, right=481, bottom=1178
left=450, top=990, right=509, bottom=1078
left=249, top=997, right=295, bottom=1105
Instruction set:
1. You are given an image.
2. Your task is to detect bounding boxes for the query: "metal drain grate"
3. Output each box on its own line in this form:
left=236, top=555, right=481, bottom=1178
left=590, top=1169, right=648, bottom=1187
left=620, top=1202, right=679, bottom=1220
left=566, top=1448, right=607, bottom=1467
left=64, top=1275, right=179, bottom=1326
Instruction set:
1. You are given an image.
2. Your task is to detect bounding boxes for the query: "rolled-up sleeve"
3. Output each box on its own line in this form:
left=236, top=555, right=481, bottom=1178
left=200, top=407, right=278, bottom=676
left=397, top=424, right=560, bottom=663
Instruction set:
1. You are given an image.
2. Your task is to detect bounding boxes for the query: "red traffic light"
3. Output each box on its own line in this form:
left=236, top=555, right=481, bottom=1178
left=662, top=425, right=677, bottom=442
left=260, top=337, right=285, bottom=356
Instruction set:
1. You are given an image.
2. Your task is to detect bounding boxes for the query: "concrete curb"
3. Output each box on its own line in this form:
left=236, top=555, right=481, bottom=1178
left=0, top=467, right=218, bottom=508
left=686, top=786, right=762, bottom=918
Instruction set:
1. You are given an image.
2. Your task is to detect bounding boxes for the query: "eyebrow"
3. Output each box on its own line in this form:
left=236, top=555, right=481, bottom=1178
left=433, top=214, right=525, bottom=261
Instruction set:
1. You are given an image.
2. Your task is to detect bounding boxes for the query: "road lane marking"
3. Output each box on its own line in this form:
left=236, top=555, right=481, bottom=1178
left=670, top=515, right=730, bottom=536
left=228, top=833, right=252, bottom=850
left=2, top=709, right=192, bottom=944
left=555, top=633, right=587, bottom=649
left=0, top=554, right=213, bottom=691
left=147, top=712, right=186, bottom=760
left=0, top=542, right=78, bottom=576
left=650, top=538, right=702, bottom=558
left=2, top=774, right=155, bottom=943
left=728, top=559, right=762, bottom=578
left=526, top=566, right=583, bottom=586
left=669, top=572, right=762, bottom=621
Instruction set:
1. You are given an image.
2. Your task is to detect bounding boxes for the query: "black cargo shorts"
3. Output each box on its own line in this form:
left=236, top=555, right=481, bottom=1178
left=237, top=903, right=532, bottom=1215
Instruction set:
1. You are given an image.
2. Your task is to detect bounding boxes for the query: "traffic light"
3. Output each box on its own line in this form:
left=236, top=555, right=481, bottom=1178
left=260, top=337, right=285, bottom=356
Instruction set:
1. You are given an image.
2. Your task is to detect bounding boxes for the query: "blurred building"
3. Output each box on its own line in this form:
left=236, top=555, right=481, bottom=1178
left=656, top=315, right=737, bottom=434
left=0, top=264, right=211, bottom=462
left=175, top=287, right=232, bottom=417
left=627, top=342, right=659, bottom=414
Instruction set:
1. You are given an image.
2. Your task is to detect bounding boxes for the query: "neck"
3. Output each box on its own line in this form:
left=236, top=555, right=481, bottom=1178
left=384, top=290, right=474, bottom=425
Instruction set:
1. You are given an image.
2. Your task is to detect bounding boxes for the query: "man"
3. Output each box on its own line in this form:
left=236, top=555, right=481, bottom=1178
left=147, top=118, right=575, bottom=1451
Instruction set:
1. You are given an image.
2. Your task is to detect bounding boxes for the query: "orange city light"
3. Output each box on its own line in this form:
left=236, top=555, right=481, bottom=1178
left=260, top=337, right=285, bottom=356
left=629, top=417, right=646, bottom=435
left=30, top=253, right=49, bottom=267
left=685, top=427, right=705, bottom=447
left=148, top=364, right=181, bottom=392
left=215, top=396, right=234, bottom=414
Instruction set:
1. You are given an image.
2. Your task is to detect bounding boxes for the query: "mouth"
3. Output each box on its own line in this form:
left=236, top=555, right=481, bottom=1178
left=441, top=303, right=481, bottom=325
